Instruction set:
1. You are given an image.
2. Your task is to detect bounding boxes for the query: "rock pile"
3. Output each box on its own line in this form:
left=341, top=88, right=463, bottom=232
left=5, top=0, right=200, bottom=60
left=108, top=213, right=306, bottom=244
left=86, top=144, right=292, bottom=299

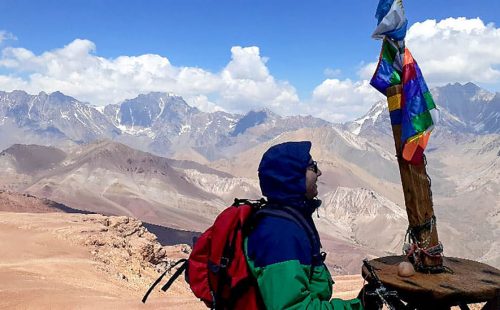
left=69, top=214, right=190, bottom=291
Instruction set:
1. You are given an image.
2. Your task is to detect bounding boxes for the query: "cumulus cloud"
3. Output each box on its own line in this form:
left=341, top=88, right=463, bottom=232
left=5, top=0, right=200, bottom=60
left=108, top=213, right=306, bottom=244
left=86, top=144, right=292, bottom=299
left=218, top=46, right=300, bottom=113
left=309, top=79, right=384, bottom=122
left=0, top=40, right=299, bottom=114
left=406, top=17, right=500, bottom=84
left=359, top=17, right=500, bottom=87
left=185, top=95, right=224, bottom=113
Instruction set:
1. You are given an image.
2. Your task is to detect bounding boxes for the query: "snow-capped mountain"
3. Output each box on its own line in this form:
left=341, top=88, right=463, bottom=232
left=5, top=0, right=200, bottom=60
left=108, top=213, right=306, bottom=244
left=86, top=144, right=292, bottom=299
left=103, top=92, right=241, bottom=159
left=0, top=82, right=497, bottom=161
left=0, top=90, right=120, bottom=143
left=347, top=82, right=500, bottom=138
left=0, top=90, right=326, bottom=159
left=433, top=82, right=499, bottom=134
left=97, top=92, right=329, bottom=159
left=344, top=100, right=390, bottom=137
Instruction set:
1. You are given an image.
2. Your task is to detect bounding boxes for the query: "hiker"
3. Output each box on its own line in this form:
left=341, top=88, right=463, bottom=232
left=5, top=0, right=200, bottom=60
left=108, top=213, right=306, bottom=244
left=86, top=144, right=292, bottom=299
left=244, top=141, right=363, bottom=309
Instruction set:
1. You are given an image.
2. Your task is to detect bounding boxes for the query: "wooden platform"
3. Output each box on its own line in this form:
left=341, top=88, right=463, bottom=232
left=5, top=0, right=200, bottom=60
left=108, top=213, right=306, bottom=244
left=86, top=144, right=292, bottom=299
left=362, top=256, right=500, bottom=308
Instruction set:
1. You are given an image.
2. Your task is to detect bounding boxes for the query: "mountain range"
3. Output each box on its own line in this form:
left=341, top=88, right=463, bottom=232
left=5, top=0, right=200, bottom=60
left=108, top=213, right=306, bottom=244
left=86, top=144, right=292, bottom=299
left=0, top=82, right=498, bottom=272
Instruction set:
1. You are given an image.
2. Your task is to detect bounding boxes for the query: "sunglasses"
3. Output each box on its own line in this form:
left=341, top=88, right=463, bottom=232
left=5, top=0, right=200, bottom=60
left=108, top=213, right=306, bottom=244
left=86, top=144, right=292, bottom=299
left=308, top=161, right=319, bottom=174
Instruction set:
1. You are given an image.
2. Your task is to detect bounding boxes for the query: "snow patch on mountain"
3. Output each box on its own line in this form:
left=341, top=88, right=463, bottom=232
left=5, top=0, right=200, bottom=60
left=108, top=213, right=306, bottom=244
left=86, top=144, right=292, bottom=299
left=348, top=100, right=386, bottom=136
left=93, top=106, right=105, bottom=114
left=116, top=124, right=156, bottom=138
left=179, top=124, right=191, bottom=135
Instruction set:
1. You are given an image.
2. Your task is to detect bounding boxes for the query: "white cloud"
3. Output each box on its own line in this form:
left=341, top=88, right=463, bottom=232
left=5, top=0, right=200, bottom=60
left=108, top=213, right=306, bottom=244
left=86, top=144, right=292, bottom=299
left=0, top=31, right=17, bottom=44
left=185, top=95, right=224, bottom=113
left=0, top=40, right=300, bottom=116
left=219, top=46, right=300, bottom=113
left=360, top=17, right=500, bottom=87
left=358, top=62, right=378, bottom=80
left=406, top=17, right=500, bottom=85
left=224, top=46, right=269, bottom=81
left=309, top=79, right=384, bottom=121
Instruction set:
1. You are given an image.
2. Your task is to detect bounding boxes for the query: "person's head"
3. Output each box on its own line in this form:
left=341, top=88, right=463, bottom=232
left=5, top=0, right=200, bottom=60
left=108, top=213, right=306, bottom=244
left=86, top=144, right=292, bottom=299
left=305, top=159, right=322, bottom=200
left=258, top=141, right=321, bottom=205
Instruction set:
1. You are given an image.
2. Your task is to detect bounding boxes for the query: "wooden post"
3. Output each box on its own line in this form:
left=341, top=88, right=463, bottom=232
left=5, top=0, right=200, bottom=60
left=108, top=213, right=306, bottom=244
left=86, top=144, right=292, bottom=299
left=386, top=85, right=443, bottom=271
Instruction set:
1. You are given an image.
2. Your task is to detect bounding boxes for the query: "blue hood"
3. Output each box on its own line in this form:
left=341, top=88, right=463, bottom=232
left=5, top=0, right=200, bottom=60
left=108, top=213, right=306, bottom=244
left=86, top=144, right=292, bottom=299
left=258, top=141, right=313, bottom=209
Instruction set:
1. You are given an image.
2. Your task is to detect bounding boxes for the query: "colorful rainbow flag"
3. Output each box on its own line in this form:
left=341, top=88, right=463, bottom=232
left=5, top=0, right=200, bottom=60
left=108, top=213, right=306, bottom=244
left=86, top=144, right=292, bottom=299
left=371, top=0, right=439, bottom=165
left=370, top=38, right=403, bottom=126
left=370, top=43, right=439, bottom=164
left=400, top=48, right=439, bottom=164
left=370, top=39, right=402, bottom=95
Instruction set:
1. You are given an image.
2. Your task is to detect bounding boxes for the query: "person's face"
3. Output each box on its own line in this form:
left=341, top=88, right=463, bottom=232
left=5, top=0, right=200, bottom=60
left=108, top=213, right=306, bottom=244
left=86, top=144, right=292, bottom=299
left=305, top=159, right=321, bottom=199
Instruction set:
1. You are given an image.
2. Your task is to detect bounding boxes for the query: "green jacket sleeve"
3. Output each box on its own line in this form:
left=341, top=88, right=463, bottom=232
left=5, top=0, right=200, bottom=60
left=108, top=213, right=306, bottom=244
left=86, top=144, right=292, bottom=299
left=247, top=257, right=363, bottom=310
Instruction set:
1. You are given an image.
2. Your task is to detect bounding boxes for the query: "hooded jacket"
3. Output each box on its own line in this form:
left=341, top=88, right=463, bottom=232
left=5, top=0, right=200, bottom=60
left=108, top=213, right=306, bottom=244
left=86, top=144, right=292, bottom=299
left=244, top=141, right=362, bottom=310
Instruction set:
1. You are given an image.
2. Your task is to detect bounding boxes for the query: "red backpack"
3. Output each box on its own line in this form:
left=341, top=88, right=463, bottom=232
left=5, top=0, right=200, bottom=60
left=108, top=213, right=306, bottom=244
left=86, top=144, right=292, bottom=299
left=142, top=198, right=266, bottom=309
left=142, top=198, right=320, bottom=309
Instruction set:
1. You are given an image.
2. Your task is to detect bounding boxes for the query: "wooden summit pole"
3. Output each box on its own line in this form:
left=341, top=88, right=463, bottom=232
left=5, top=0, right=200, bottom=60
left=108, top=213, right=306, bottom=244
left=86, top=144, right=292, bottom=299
left=386, top=85, right=443, bottom=271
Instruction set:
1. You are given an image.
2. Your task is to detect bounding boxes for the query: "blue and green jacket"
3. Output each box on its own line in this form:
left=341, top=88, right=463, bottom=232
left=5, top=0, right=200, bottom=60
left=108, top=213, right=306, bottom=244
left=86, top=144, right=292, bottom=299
left=245, top=141, right=363, bottom=309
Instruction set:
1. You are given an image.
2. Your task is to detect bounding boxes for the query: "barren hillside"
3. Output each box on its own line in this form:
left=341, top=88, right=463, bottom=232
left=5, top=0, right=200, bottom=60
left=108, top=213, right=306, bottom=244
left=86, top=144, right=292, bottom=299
left=0, top=211, right=206, bottom=309
left=0, top=201, right=365, bottom=309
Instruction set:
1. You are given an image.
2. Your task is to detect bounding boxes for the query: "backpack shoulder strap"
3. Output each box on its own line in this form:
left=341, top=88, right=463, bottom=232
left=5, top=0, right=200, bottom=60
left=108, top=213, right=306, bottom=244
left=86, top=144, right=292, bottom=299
left=282, top=206, right=322, bottom=250
left=255, top=207, right=323, bottom=265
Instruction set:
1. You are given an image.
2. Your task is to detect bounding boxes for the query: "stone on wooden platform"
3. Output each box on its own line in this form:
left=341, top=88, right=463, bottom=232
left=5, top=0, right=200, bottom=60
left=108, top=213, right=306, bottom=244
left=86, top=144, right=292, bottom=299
left=362, top=255, right=500, bottom=308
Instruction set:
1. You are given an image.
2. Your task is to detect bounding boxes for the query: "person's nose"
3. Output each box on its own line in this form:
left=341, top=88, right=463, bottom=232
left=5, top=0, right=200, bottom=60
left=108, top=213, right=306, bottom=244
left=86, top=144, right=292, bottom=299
left=317, top=168, right=322, bottom=177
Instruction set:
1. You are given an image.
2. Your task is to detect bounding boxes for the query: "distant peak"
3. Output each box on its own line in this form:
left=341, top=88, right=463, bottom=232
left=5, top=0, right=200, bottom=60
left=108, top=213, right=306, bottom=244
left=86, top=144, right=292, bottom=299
left=230, top=110, right=271, bottom=136
left=249, top=108, right=278, bottom=118
left=462, top=82, right=481, bottom=92
left=442, top=82, right=479, bottom=91
left=49, top=91, right=66, bottom=97
left=48, top=91, right=74, bottom=101
left=10, top=90, right=29, bottom=95
left=464, top=82, right=478, bottom=88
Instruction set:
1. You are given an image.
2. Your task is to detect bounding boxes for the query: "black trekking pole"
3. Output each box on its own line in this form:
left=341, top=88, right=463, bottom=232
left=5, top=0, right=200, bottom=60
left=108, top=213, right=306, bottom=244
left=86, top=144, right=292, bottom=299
left=362, top=259, right=408, bottom=310
left=142, top=258, right=188, bottom=303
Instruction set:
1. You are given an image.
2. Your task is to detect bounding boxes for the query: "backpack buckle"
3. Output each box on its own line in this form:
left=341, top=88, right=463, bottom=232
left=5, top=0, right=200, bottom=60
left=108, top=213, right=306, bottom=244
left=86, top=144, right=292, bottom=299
left=220, top=257, right=229, bottom=269
left=321, top=251, right=327, bottom=262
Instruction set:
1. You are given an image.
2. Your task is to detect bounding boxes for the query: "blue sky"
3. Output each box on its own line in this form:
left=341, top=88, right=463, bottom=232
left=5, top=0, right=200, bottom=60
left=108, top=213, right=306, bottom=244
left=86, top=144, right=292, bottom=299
left=0, top=0, right=499, bottom=121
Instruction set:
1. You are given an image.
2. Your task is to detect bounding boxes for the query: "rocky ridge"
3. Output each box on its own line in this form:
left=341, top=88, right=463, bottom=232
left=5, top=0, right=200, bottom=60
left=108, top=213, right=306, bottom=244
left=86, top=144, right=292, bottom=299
left=76, top=214, right=188, bottom=288
left=0, top=189, right=196, bottom=304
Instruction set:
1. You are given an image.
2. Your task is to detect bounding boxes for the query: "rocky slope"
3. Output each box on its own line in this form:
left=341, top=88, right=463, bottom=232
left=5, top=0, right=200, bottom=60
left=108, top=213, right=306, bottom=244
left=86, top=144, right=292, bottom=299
left=0, top=210, right=204, bottom=309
